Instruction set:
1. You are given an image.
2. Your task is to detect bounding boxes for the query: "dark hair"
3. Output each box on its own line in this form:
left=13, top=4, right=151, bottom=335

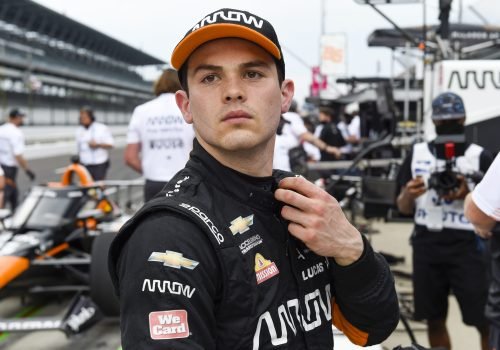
left=9, top=108, right=25, bottom=119
left=80, top=106, right=95, bottom=121
left=154, top=69, right=182, bottom=96
left=319, top=107, right=335, bottom=118
left=178, top=57, right=285, bottom=94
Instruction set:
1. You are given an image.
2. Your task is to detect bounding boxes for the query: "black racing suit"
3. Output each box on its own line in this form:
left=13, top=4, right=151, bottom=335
left=109, top=139, right=399, bottom=349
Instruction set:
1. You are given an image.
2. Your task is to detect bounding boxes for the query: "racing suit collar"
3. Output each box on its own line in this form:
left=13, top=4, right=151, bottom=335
left=188, top=139, right=283, bottom=213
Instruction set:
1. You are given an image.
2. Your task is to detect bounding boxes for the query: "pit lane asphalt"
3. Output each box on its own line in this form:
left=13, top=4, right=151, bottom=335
left=0, top=147, right=136, bottom=350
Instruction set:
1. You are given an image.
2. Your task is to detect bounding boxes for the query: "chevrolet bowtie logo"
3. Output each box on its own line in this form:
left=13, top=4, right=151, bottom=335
left=148, top=251, right=199, bottom=270
left=229, top=215, right=254, bottom=235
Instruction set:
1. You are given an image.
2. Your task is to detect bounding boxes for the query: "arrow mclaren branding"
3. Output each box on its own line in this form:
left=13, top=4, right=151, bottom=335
left=148, top=251, right=199, bottom=270
left=230, top=214, right=254, bottom=235
left=253, top=285, right=332, bottom=349
left=142, top=279, right=196, bottom=298
left=191, top=10, right=264, bottom=32
left=149, top=310, right=189, bottom=340
left=302, top=262, right=325, bottom=281
left=146, top=115, right=185, bottom=126
left=66, top=306, right=96, bottom=332
left=255, top=253, right=279, bottom=284
left=0, top=319, right=61, bottom=331
left=448, top=69, right=500, bottom=90
left=179, top=203, right=224, bottom=244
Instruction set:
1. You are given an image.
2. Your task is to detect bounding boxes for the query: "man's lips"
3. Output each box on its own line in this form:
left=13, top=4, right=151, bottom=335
left=222, top=110, right=252, bottom=122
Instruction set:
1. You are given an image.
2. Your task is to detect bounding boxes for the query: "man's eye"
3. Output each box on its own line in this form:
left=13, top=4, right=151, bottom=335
left=245, top=71, right=262, bottom=79
left=201, top=74, right=218, bottom=83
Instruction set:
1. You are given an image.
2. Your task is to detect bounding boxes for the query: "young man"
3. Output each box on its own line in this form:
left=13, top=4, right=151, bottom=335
left=397, top=92, right=492, bottom=350
left=465, top=153, right=500, bottom=350
left=0, top=109, right=35, bottom=209
left=75, top=107, right=114, bottom=181
left=338, top=102, right=361, bottom=160
left=316, top=107, right=345, bottom=161
left=109, top=8, right=398, bottom=349
left=124, top=69, right=195, bottom=201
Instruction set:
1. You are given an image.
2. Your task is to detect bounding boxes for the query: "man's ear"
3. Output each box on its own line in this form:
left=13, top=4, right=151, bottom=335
left=175, top=90, right=193, bottom=124
left=280, top=79, right=295, bottom=114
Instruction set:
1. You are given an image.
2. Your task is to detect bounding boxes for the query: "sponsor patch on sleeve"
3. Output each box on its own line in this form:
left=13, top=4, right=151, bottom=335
left=149, top=310, right=189, bottom=340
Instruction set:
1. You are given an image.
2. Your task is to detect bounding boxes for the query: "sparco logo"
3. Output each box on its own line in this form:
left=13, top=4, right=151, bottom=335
left=191, top=10, right=263, bottom=32
left=142, top=279, right=196, bottom=298
left=448, top=70, right=500, bottom=90
left=253, top=285, right=332, bottom=349
left=0, top=319, right=61, bottom=331
left=179, top=203, right=224, bottom=244
left=66, top=306, right=96, bottom=332
left=149, top=310, right=189, bottom=340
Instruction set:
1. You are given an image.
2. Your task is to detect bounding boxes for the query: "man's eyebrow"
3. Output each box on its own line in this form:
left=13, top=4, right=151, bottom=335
left=192, top=64, right=222, bottom=75
left=240, top=60, right=272, bottom=69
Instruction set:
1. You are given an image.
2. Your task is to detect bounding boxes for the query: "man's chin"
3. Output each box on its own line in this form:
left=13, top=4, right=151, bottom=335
left=220, top=132, right=264, bottom=151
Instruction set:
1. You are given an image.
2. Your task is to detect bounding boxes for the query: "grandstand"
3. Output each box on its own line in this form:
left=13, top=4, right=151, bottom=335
left=0, top=0, right=164, bottom=125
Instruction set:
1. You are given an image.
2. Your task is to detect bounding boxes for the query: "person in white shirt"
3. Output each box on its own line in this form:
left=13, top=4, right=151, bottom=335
left=338, top=102, right=361, bottom=160
left=124, top=68, right=195, bottom=201
left=0, top=166, right=4, bottom=209
left=0, top=109, right=35, bottom=209
left=465, top=153, right=500, bottom=236
left=75, top=107, right=114, bottom=181
left=465, top=153, right=500, bottom=349
left=273, top=101, right=340, bottom=173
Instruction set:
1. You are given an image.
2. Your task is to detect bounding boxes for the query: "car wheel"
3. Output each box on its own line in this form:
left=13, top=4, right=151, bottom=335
left=90, top=232, right=120, bottom=317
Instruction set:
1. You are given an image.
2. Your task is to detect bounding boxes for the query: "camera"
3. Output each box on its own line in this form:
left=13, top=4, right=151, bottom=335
left=428, top=168, right=460, bottom=197
left=427, top=134, right=465, bottom=198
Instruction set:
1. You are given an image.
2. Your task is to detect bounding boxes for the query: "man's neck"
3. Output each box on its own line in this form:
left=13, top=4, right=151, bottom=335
left=197, top=139, right=274, bottom=177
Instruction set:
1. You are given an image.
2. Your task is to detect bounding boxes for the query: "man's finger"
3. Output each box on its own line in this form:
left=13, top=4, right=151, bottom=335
left=278, top=176, right=322, bottom=198
left=275, top=188, right=313, bottom=212
left=281, top=205, right=310, bottom=227
left=287, top=221, right=309, bottom=242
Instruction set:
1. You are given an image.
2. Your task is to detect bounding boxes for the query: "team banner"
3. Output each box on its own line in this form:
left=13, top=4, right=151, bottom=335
left=320, top=33, right=347, bottom=76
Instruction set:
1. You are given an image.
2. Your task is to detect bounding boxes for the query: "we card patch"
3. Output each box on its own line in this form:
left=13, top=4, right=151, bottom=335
left=149, top=310, right=189, bottom=340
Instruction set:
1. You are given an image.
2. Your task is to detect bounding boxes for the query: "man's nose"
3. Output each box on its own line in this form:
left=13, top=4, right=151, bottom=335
left=223, top=77, right=245, bottom=102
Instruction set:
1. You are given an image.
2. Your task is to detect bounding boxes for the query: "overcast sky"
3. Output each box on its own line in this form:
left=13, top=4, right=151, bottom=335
left=35, top=0, right=498, bottom=103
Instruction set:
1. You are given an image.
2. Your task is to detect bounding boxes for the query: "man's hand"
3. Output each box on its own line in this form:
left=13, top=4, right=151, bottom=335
left=25, top=169, right=36, bottom=181
left=441, top=175, right=469, bottom=201
left=397, top=177, right=426, bottom=215
left=274, top=176, right=363, bottom=266
left=404, top=177, right=426, bottom=199
left=325, top=146, right=342, bottom=159
left=88, top=140, right=99, bottom=149
left=474, top=228, right=492, bottom=239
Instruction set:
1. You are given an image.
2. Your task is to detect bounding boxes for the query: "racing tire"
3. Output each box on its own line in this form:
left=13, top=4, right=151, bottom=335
left=90, top=232, right=120, bottom=317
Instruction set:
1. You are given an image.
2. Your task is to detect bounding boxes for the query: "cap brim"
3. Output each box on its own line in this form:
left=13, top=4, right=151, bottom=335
left=171, top=23, right=281, bottom=70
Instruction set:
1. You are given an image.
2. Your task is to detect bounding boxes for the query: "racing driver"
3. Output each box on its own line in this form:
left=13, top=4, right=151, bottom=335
left=109, top=8, right=399, bottom=349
